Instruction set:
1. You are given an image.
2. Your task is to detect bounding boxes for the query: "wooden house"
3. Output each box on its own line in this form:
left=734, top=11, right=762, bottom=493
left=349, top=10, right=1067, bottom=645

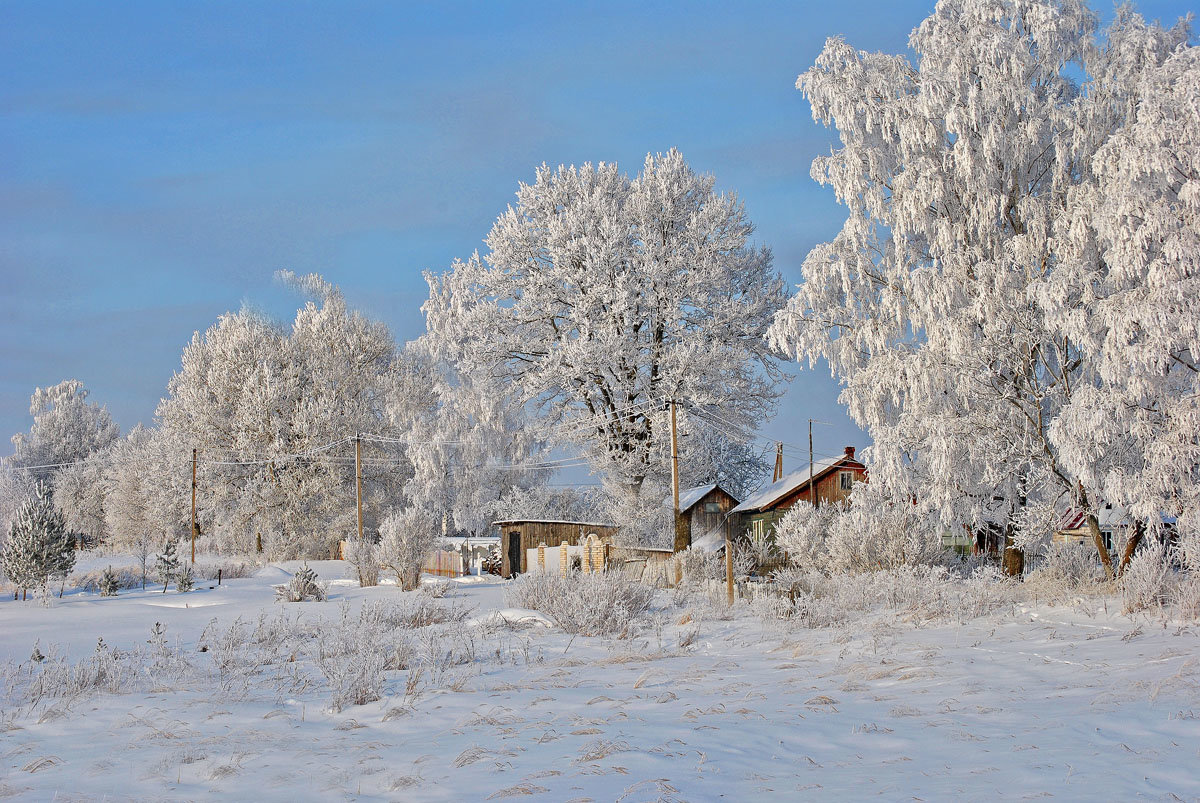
left=493, top=519, right=618, bottom=578
left=1055, top=504, right=1134, bottom=553
left=731, top=446, right=867, bottom=540
left=666, top=483, right=741, bottom=552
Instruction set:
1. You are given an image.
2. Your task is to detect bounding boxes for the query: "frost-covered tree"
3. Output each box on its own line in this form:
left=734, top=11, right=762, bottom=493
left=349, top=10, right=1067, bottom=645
left=395, top=337, right=548, bottom=539
left=1048, top=16, right=1198, bottom=566
left=54, top=450, right=109, bottom=548
left=378, top=506, right=439, bottom=591
left=424, top=150, right=788, bottom=494
left=158, top=273, right=408, bottom=558
left=10, top=380, right=119, bottom=483
left=491, top=484, right=605, bottom=524
left=769, top=0, right=1194, bottom=574
left=0, top=482, right=74, bottom=600
left=0, top=465, right=35, bottom=543
left=103, top=426, right=184, bottom=586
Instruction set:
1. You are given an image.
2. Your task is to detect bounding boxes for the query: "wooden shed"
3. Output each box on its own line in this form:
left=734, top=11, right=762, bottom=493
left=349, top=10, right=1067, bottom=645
left=668, top=483, right=741, bottom=551
left=493, top=519, right=619, bottom=578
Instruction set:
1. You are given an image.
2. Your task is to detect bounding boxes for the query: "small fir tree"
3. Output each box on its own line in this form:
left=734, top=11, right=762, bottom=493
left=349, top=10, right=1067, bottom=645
left=154, top=539, right=180, bottom=594
left=175, top=564, right=193, bottom=593
left=0, top=482, right=73, bottom=600
left=99, top=565, right=119, bottom=597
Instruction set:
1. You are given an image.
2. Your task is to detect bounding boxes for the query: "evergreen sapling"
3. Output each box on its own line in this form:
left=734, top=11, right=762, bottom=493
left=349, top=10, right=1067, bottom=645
left=154, top=539, right=180, bottom=593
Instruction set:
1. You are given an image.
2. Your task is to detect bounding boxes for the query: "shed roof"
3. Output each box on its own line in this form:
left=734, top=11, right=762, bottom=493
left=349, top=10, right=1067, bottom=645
left=731, top=453, right=863, bottom=514
left=491, top=519, right=616, bottom=528
left=661, top=483, right=734, bottom=513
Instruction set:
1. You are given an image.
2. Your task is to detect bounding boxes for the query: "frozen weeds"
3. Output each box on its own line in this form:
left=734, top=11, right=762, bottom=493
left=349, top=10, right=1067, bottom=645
left=0, top=559, right=1197, bottom=800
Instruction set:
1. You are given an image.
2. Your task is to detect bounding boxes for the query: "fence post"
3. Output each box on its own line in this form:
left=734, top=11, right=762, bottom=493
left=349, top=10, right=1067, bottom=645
left=560, top=541, right=569, bottom=576
left=582, top=536, right=592, bottom=574
left=537, top=542, right=546, bottom=571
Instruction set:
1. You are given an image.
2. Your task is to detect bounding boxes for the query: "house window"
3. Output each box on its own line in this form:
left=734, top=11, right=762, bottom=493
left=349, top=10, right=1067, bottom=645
left=839, top=471, right=854, bottom=491
left=704, top=502, right=721, bottom=513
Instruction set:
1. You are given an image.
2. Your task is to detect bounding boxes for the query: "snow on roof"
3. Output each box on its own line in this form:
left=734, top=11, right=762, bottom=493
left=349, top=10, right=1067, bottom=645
left=491, top=519, right=616, bottom=528
left=1056, top=504, right=1166, bottom=528
left=731, top=454, right=857, bottom=514
left=661, top=483, right=721, bottom=512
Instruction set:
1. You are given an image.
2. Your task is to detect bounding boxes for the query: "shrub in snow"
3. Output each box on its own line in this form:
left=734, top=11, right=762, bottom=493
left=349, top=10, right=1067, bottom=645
left=175, top=565, right=194, bottom=593
left=344, top=537, right=380, bottom=588
left=73, top=565, right=142, bottom=594
left=1172, top=532, right=1200, bottom=620
left=504, top=571, right=655, bottom=637
left=192, top=560, right=255, bottom=582
left=774, top=487, right=946, bottom=576
left=773, top=502, right=838, bottom=573
left=672, top=547, right=721, bottom=585
left=99, top=566, right=120, bottom=597
left=153, top=539, right=181, bottom=593
left=0, top=481, right=75, bottom=600
left=755, top=564, right=1017, bottom=624
left=420, top=579, right=451, bottom=599
left=275, top=563, right=328, bottom=603
left=1122, top=537, right=1173, bottom=614
left=378, top=506, right=440, bottom=591
left=1026, top=541, right=1103, bottom=596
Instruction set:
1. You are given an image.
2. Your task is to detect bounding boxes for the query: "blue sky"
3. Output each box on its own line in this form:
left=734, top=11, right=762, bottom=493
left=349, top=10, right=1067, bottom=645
left=2, top=0, right=1195, bottom=476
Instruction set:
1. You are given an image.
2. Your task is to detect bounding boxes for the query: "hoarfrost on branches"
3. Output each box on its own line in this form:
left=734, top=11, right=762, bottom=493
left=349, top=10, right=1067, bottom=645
left=424, top=149, right=788, bottom=494
left=769, top=0, right=1196, bottom=571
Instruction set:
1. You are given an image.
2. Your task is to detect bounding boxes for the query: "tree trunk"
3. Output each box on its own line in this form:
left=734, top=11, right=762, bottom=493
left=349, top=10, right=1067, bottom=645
left=1117, top=519, right=1146, bottom=577
left=1002, top=524, right=1024, bottom=577
left=1085, top=513, right=1115, bottom=580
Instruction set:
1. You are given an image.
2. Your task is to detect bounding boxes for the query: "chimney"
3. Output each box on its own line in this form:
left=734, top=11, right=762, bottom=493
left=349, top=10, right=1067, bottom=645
left=844, top=446, right=856, bottom=460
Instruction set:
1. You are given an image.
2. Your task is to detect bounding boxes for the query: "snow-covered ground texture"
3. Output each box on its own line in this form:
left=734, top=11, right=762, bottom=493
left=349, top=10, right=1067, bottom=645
left=1, top=559, right=1198, bottom=801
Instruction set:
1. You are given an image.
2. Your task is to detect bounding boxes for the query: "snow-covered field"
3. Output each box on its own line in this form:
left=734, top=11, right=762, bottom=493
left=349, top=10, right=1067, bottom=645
left=1, top=559, right=1198, bottom=801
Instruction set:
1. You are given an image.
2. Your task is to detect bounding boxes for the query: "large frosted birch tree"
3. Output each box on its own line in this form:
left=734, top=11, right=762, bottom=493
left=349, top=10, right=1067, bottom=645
left=769, top=0, right=1194, bottom=573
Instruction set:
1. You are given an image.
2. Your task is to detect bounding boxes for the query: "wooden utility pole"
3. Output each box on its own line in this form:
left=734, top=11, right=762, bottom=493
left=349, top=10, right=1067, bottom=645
left=670, top=401, right=680, bottom=513
left=773, top=442, right=783, bottom=483
left=190, top=448, right=197, bottom=564
left=670, top=400, right=688, bottom=552
left=355, top=433, right=364, bottom=542
left=808, top=420, right=815, bottom=508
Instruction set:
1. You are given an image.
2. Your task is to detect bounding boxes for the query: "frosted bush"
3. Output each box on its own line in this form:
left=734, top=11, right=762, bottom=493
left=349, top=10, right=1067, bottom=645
left=1026, top=541, right=1102, bottom=593
left=750, top=587, right=847, bottom=628
left=673, top=547, right=718, bottom=585
left=1171, top=532, right=1200, bottom=620
left=756, top=565, right=1016, bottom=624
left=378, top=506, right=439, bottom=591
left=25, top=641, right=134, bottom=705
left=1122, top=538, right=1173, bottom=614
left=505, top=571, right=655, bottom=637
left=344, top=537, right=380, bottom=588
left=274, top=563, right=328, bottom=603
left=774, top=489, right=944, bottom=576
left=192, top=560, right=255, bottom=582
left=773, top=502, right=838, bottom=572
